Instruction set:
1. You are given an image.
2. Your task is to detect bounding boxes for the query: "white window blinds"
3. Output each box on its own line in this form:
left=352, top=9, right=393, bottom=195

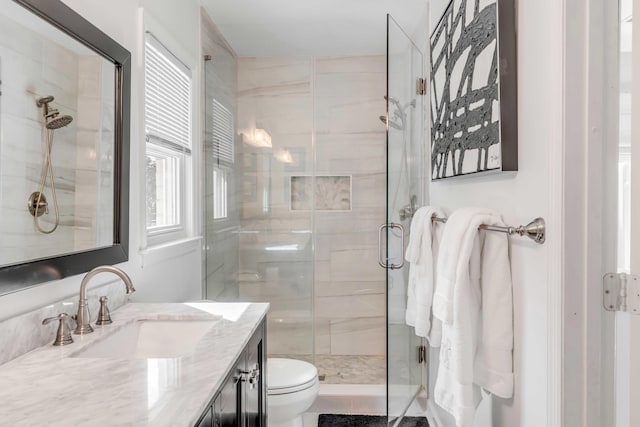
left=145, top=34, right=191, bottom=149
left=212, top=99, right=234, bottom=165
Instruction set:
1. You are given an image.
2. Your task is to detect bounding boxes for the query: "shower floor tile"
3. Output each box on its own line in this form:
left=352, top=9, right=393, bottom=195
left=271, top=354, right=386, bottom=384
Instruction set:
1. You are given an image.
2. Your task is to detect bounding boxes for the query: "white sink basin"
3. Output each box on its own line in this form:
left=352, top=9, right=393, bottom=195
left=72, top=320, right=217, bottom=359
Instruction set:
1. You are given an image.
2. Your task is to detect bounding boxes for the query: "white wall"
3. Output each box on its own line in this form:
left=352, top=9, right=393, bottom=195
left=0, top=0, right=204, bottom=321
left=426, top=0, right=564, bottom=426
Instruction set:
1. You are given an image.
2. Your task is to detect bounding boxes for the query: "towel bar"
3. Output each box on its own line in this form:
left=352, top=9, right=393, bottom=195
left=431, top=215, right=546, bottom=244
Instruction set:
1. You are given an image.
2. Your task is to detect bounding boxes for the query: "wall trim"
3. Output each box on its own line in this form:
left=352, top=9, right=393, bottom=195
left=560, top=0, right=620, bottom=425
left=547, top=0, right=566, bottom=424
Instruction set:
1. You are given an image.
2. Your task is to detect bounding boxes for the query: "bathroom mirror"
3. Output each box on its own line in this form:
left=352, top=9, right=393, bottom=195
left=0, top=0, right=130, bottom=294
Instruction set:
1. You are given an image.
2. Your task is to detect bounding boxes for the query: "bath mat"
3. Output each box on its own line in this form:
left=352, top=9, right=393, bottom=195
left=317, top=414, right=428, bottom=427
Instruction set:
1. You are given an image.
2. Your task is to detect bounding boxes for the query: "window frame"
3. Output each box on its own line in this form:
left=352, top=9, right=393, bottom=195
left=143, top=29, right=195, bottom=247
left=145, top=140, right=184, bottom=235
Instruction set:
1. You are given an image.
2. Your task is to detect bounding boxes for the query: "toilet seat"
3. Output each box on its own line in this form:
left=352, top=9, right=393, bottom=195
left=268, top=377, right=318, bottom=395
left=267, top=358, right=318, bottom=395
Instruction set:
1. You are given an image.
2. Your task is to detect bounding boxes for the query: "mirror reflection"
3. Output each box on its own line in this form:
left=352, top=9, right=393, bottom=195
left=0, top=1, right=116, bottom=268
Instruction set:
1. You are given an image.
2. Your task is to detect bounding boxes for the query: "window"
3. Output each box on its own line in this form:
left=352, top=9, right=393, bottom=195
left=146, top=144, right=180, bottom=227
left=212, top=168, right=228, bottom=220
left=212, top=99, right=234, bottom=166
left=144, top=33, right=192, bottom=241
left=211, top=98, right=234, bottom=221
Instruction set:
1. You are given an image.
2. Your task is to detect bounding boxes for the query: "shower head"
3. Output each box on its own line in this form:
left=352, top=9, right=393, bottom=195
left=36, top=95, right=55, bottom=107
left=46, top=115, right=73, bottom=129
left=379, top=115, right=403, bottom=130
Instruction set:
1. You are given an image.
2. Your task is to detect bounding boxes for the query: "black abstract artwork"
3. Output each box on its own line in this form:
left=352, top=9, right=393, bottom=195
left=430, top=0, right=517, bottom=180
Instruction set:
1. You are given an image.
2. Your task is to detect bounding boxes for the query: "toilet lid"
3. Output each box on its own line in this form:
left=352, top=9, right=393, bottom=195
left=267, top=358, right=318, bottom=391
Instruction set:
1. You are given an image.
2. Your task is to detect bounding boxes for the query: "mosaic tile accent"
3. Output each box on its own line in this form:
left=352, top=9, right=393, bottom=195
left=291, top=176, right=351, bottom=211
left=273, top=354, right=386, bottom=384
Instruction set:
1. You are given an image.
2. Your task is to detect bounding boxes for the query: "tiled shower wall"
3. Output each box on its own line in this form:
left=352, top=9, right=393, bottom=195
left=313, top=57, right=386, bottom=358
left=0, top=10, right=113, bottom=268
left=236, top=56, right=386, bottom=360
left=237, top=57, right=315, bottom=356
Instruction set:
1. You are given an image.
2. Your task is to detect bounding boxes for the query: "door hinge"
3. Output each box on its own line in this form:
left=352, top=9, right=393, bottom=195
left=603, top=273, right=640, bottom=314
left=417, top=345, right=427, bottom=364
left=416, top=78, right=426, bottom=95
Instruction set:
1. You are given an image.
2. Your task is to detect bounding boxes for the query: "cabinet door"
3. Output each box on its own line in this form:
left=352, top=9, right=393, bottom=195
left=244, top=324, right=265, bottom=427
left=217, top=359, right=243, bottom=427
left=196, top=406, right=213, bottom=427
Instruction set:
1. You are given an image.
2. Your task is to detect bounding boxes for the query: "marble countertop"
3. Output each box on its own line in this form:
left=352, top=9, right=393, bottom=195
left=0, top=302, right=269, bottom=426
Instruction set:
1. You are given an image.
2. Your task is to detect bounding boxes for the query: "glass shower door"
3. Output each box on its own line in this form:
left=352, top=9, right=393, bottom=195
left=386, top=14, right=425, bottom=426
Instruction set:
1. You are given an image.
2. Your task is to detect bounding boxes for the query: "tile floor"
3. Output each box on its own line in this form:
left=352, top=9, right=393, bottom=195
left=302, top=413, right=320, bottom=426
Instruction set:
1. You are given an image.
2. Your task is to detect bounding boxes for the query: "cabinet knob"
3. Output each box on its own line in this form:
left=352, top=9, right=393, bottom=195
left=236, top=365, right=260, bottom=389
left=248, top=365, right=260, bottom=389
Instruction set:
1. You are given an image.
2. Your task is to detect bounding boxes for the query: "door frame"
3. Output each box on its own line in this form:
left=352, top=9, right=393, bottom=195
left=561, top=0, right=640, bottom=425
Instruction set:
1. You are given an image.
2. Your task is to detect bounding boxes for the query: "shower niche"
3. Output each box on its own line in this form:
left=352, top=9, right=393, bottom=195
left=0, top=0, right=130, bottom=293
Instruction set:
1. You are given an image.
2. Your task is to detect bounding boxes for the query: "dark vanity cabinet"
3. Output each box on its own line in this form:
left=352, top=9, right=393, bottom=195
left=195, top=321, right=266, bottom=427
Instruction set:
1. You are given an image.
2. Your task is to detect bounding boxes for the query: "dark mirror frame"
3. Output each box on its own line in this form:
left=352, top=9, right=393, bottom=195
left=0, top=0, right=131, bottom=294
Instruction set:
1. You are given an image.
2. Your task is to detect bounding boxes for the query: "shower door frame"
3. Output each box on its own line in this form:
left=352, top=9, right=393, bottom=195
left=385, top=13, right=427, bottom=427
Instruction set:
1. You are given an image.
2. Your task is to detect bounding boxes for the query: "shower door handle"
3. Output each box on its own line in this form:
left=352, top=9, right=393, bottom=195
left=378, top=223, right=405, bottom=270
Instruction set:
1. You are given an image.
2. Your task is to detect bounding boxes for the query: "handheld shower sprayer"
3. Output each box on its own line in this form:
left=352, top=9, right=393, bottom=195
left=380, top=95, right=416, bottom=130
left=28, top=95, right=74, bottom=234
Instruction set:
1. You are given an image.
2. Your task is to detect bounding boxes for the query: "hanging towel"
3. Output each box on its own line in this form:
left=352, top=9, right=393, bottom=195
left=434, top=233, right=482, bottom=427
left=404, top=206, right=430, bottom=264
left=473, top=226, right=514, bottom=398
left=433, top=212, right=513, bottom=427
left=433, top=208, right=493, bottom=325
left=405, top=206, right=444, bottom=342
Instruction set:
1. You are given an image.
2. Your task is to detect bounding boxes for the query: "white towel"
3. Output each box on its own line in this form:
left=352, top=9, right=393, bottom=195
left=433, top=208, right=493, bottom=325
left=473, top=226, right=514, bottom=398
left=405, top=206, right=430, bottom=264
left=404, top=206, right=444, bottom=342
left=434, top=211, right=513, bottom=427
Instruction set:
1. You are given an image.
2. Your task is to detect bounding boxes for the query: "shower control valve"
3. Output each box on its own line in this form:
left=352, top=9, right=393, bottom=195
left=28, top=191, right=49, bottom=217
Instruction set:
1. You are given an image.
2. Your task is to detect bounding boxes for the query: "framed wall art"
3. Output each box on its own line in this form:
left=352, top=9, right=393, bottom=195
left=430, top=0, right=517, bottom=180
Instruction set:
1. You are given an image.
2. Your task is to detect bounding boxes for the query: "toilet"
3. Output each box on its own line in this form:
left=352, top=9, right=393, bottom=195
left=267, top=358, right=319, bottom=427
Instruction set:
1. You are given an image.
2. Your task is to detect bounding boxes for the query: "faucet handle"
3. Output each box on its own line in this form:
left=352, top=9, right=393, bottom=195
left=95, top=296, right=112, bottom=326
left=42, top=313, right=74, bottom=346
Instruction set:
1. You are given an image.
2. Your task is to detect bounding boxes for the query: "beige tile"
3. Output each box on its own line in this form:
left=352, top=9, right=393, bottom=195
left=320, top=228, right=380, bottom=251
left=315, top=132, right=386, bottom=175
left=314, top=235, right=332, bottom=262
left=315, top=261, right=332, bottom=282
left=238, top=57, right=311, bottom=92
left=315, top=208, right=384, bottom=235
left=351, top=172, right=386, bottom=209
left=330, top=248, right=382, bottom=282
left=237, top=93, right=313, bottom=136
left=315, top=55, right=386, bottom=74
left=314, top=72, right=386, bottom=135
left=314, top=318, right=331, bottom=355
left=267, top=317, right=313, bottom=355
left=316, top=294, right=384, bottom=319
left=330, top=318, right=386, bottom=356
left=315, top=281, right=384, bottom=298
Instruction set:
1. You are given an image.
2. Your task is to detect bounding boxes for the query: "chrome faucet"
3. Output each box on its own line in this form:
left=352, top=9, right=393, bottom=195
left=74, top=265, right=135, bottom=335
